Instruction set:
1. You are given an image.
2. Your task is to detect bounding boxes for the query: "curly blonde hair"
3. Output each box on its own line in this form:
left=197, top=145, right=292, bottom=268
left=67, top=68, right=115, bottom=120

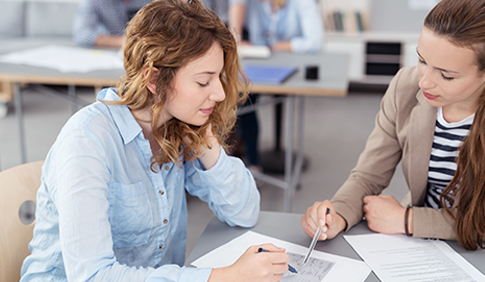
left=112, top=0, right=248, bottom=171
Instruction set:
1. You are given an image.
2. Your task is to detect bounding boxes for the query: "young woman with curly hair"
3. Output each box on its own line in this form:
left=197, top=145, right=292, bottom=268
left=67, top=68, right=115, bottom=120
left=21, top=0, right=291, bottom=281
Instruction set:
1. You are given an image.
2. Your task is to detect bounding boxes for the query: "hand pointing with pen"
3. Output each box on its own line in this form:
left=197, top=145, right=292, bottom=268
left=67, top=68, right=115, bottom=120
left=208, top=243, right=291, bottom=282
left=300, top=200, right=348, bottom=241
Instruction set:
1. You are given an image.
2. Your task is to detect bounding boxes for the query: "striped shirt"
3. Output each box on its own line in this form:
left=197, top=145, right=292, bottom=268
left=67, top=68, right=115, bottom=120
left=425, top=107, right=474, bottom=209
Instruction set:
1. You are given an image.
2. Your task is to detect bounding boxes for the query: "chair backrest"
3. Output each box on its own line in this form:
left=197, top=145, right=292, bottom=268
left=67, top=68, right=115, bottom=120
left=0, top=161, right=43, bottom=282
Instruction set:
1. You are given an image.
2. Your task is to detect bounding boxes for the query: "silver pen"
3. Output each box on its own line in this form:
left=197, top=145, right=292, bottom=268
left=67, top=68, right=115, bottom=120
left=303, top=207, right=330, bottom=264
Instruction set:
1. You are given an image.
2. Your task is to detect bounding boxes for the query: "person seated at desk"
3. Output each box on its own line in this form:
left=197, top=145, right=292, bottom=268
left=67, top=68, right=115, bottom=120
left=20, top=0, right=291, bottom=281
left=243, top=0, right=323, bottom=53
left=234, top=0, right=323, bottom=172
left=301, top=0, right=485, bottom=251
left=72, top=0, right=152, bottom=48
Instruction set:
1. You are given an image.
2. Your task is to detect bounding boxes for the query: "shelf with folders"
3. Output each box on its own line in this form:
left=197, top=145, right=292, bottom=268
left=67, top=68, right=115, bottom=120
left=323, top=10, right=369, bottom=33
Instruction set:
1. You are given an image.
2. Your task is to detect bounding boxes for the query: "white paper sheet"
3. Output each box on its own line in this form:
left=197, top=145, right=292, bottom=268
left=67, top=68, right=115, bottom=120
left=238, top=45, right=271, bottom=59
left=344, top=233, right=485, bottom=282
left=0, top=45, right=123, bottom=73
left=191, top=231, right=370, bottom=282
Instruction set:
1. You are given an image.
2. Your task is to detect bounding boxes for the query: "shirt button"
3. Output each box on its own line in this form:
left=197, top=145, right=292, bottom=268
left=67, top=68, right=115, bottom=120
left=159, top=244, right=163, bottom=249
left=159, top=190, right=164, bottom=196
left=163, top=219, right=168, bottom=224
left=165, top=166, right=170, bottom=171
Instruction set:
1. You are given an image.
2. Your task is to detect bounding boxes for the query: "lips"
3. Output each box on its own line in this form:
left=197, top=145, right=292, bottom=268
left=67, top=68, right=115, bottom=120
left=200, top=107, right=214, bottom=115
left=423, top=91, right=439, bottom=100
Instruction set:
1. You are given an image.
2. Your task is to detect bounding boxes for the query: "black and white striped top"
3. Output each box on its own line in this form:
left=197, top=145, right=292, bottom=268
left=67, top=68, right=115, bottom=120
left=424, top=107, right=474, bottom=209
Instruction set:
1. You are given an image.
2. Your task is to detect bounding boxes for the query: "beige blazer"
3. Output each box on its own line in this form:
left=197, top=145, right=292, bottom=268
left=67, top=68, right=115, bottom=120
left=332, top=66, right=457, bottom=240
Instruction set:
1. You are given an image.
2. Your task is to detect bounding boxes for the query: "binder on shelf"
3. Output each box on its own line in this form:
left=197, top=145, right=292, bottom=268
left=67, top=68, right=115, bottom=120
left=344, top=11, right=358, bottom=33
left=324, top=9, right=368, bottom=32
left=243, top=65, right=298, bottom=85
left=355, top=11, right=364, bottom=32
left=333, top=11, right=344, bottom=31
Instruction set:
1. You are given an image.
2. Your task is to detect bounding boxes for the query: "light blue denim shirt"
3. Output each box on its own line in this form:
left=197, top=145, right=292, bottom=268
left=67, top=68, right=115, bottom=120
left=245, top=0, right=323, bottom=53
left=20, top=88, right=260, bottom=281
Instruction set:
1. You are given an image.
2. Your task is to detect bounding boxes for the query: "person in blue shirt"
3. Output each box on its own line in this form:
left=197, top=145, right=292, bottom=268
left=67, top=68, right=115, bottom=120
left=202, top=0, right=246, bottom=28
left=21, top=0, right=291, bottom=281
left=243, top=0, right=323, bottom=53
left=234, top=0, right=324, bottom=172
left=72, top=0, right=152, bottom=48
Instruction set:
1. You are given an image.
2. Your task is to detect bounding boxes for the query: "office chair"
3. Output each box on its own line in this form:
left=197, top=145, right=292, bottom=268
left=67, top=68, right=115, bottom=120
left=0, top=161, right=43, bottom=282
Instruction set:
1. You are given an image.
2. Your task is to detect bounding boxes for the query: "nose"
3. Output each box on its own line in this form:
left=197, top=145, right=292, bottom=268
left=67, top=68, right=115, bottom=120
left=210, top=79, right=226, bottom=102
left=418, top=65, right=436, bottom=90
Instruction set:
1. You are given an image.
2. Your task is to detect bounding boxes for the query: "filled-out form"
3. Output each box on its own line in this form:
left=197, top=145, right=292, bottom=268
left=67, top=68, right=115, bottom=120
left=192, top=231, right=371, bottom=282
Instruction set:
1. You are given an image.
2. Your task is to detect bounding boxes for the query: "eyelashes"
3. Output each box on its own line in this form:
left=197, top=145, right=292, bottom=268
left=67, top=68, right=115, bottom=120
left=441, top=74, right=454, bottom=81
left=418, top=58, right=455, bottom=81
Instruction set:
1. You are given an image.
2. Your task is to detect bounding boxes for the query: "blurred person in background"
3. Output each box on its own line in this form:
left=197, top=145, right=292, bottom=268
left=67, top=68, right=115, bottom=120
left=73, top=0, right=152, bottom=48
left=235, top=0, right=324, bottom=172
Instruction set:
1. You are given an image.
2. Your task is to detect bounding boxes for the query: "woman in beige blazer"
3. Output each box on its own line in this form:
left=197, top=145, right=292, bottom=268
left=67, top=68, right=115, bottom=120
left=302, top=0, right=485, bottom=250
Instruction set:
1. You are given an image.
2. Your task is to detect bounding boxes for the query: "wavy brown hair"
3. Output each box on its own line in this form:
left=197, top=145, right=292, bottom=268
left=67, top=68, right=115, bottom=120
left=425, top=0, right=485, bottom=250
left=113, top=0, right=248, bottom=170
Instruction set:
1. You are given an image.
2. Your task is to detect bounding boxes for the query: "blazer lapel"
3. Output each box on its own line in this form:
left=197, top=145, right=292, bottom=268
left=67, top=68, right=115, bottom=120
left=407, top=90, right=437, bottom=205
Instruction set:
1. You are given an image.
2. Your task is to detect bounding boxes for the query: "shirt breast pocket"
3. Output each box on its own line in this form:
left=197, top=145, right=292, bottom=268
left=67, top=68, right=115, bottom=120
left=107, top=181, right=153, bottom=248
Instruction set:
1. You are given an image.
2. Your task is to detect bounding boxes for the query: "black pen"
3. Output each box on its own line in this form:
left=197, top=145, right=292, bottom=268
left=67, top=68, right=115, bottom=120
left=257, top=247, right=298, bottom=274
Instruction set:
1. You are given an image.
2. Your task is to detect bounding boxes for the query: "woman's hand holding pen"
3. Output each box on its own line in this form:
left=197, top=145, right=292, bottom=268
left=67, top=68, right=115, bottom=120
left=300, top=200, right=347, bottom=241
left=208, top=244, right=289, bottom=282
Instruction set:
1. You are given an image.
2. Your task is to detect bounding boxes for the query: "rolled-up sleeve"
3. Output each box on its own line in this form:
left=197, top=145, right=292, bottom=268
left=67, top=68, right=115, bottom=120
left=185, top=149, right=260, bottom=228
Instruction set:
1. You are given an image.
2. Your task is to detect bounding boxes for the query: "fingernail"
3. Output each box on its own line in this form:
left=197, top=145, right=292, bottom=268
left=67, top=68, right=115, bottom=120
left=319, top=219, right=325, bottom=226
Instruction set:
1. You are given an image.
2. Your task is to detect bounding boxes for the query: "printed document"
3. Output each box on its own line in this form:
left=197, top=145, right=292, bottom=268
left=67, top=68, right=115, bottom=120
left=344, top=233, right=485, bottom=282
left=191, top=231, right=370, bottom=282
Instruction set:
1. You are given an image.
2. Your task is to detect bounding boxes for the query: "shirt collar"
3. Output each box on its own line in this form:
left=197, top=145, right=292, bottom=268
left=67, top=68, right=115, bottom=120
left=97, top=88, right=142, bottom=145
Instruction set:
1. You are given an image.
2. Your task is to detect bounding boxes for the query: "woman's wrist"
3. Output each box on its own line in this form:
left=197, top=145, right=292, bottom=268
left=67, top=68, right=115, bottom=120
left=198, top=136, right=221, bottom=170
left=335, top=213, right=348, bottom=233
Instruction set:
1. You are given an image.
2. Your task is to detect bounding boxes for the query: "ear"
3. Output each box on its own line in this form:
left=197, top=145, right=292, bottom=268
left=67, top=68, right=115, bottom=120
left=144, top=67, right=160, bottom=95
